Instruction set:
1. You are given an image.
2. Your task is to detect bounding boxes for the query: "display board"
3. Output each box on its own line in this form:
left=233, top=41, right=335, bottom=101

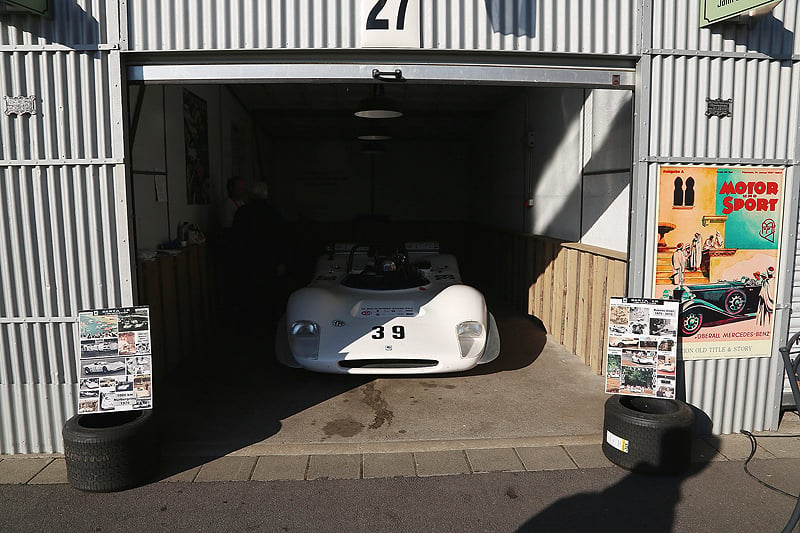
left=606, top=298, right=679, bottom=399
left=652, top=166, right=784, bottom=360
left=77, top=307, right=153, bottom=414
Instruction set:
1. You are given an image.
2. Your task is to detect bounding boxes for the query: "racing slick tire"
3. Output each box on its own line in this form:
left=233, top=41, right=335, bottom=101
left=602, top=395, right=695, bottom=475
left=63, top=410, right=159, bottom=492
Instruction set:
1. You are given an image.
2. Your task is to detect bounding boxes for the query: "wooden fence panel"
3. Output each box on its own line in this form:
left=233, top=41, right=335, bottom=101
left=519, top=239, right=627, bottom=375
left=158, top=255, right=180, bottom=374
left=575, top=253, right=592, bottom=362
left=563, top=249, right=580, bottom=354
left=135, top=244, right=217, bottom=378
left=591, top=256, right=611, bottom=373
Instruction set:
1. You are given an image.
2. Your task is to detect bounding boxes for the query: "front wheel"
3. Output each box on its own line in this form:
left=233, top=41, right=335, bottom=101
left=681, top=310, right=703, bottom=336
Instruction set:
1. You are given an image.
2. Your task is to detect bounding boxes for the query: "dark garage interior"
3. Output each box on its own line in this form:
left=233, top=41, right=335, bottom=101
left=127, top=78, right=631, bottom=465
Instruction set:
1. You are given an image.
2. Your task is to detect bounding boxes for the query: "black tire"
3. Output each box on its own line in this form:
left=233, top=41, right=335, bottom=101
left=63, top=410, right=160, bottom=492
left=602, top=395, right=695, bottom=475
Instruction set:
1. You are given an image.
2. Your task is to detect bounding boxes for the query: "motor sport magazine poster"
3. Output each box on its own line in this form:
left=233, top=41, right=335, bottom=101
left=652, top=166, right=784, bottom=361
left=606, top=298, right=679, bottom=399
left=77, top=307, right=153, bottom=414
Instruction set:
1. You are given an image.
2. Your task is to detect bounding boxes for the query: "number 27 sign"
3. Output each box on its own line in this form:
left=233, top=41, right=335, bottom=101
left=361, top=0, right=420, bottom=48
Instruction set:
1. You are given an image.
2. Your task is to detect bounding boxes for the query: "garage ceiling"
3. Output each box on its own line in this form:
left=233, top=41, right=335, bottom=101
left=228, top=83, right=527, bottom=141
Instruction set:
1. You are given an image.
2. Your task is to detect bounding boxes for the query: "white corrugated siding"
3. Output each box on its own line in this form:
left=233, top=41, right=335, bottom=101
left=0, top=163, right=132, bottom=454
left=0, top=3, right=130, bottom=453
left=639, top=6, right=800, bottom=433
left=125, top=0, right=638, bottom=55
left=648, top=56, right=796, bottom=162
left=0, top=51, right=117, bottom=163
left=651, top=0, right=799, bottom=58
left=0, top=0, right=115, bottom=48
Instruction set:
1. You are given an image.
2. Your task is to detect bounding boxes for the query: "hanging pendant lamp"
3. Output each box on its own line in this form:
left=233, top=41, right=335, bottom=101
left=357, top=120, right=392, bottom=141
left=354, top=84, right=403, bottom=119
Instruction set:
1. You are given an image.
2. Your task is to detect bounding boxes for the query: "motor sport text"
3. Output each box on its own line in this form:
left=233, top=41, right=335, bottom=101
left=719, top=180, right=779, bottom=214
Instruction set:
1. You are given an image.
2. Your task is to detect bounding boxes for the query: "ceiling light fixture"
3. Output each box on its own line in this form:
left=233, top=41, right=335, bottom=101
left=357, top=132, right=392, bottom=141
left=357, top=121, right=392, bottom=141
left=354, top=84, right=403, bottom=119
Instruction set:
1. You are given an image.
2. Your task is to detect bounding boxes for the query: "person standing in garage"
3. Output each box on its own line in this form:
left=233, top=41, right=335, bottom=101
left=219, top=176, right=248, bottom=235
left=217, top=176, right=249, bottom=329
left=231, top=181, right=287, bottom=327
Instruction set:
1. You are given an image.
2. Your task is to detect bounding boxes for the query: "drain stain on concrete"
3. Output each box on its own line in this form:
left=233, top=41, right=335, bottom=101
left=420, top=381, right=456, bottom=390
left=322, top=417, right=364, bottom=437
left=362, top=382, right=393, bottom=429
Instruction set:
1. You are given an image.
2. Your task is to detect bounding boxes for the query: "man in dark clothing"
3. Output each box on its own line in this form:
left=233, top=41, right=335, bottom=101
left=231, top=182, right=286, bottom=325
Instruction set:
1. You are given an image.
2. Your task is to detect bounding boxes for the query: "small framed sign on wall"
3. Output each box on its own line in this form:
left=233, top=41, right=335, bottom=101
left=361, top=0, right=420, bottom=48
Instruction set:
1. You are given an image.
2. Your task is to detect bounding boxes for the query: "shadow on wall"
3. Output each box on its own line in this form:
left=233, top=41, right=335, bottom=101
left=706, top=12, right=793, bottom=59
left=539, top=90, right=633, bottom=244
left=484, top=0, right=536, bottom=37
left=0, top=2, right=100, bottom=47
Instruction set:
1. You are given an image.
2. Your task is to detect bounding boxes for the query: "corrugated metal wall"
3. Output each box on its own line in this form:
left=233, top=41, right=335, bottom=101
left=125, top=0, right=638, bottom=55
left=0, top=2, right=131, bottom=453
left=651, top=0, right=798, bottom=57
left=0, top=1, right=115, bottom=47
left=3, top=0, right=798, bottom=453
left=634, top=2, right=800, bottom=433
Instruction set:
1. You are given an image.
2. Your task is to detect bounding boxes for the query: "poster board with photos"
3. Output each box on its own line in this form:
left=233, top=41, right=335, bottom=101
left=77, top=307, right=153, bottom=414
left=606, top=298, right=679, bottom=399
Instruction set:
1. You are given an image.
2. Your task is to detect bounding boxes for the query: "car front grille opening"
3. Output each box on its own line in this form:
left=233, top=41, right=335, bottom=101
left=339, top=359, right=439, bottom=369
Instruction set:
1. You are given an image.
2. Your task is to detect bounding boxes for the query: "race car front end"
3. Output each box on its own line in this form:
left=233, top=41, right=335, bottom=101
left=282, top=284, right=497, bottom=374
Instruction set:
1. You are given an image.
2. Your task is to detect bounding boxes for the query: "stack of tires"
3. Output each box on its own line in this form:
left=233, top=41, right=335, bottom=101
left=602, top=395, right=695, bottom=475
left=63, top=410, right=159, bottom=492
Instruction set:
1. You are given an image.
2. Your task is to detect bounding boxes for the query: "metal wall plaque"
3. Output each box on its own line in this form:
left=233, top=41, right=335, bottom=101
left=706, top=98, right=733, bottom=118
left=4, top=95, right=37, bottom=116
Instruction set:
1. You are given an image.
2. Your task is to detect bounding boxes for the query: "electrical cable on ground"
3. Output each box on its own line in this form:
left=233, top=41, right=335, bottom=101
left=740, top=429, right=799, bottom=499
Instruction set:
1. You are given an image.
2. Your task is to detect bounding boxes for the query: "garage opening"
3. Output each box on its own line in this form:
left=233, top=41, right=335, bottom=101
left=127, top=72, right=633, bottom=461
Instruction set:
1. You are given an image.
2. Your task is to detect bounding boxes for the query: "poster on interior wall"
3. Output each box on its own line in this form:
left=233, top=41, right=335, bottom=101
left=652, top=165, right=785, bottom=360
left=77, top=307, right=153, bottom=414
left=183, top=89, right=211, bottom=204
left=606, top=298, right=679, bottom=399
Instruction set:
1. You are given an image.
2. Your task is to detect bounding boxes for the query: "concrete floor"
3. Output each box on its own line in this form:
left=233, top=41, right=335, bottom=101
left=158, top=306, right=609, bottom=458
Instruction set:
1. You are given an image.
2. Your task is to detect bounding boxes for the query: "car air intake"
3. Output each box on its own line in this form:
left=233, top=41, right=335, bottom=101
left=339, top=359, right=438, bottom=369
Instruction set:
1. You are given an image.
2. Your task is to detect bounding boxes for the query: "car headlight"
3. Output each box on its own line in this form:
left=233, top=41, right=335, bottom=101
left=290, top=320, right=319, bottom=337
left=457, top=321, right=484, bottom=358
left=289, top=320, right=320, bottom=359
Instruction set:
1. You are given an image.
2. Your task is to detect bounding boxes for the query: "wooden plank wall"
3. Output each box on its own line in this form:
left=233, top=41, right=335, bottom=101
left=469, top=227, right=627, bottom=375
left=529, top=241, right=627, bottom=374
left=135, top=244, right=218, bottom=385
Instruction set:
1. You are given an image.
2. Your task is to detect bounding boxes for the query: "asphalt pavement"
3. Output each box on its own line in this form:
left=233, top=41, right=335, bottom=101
left=1, top=453, right=799, bottom=532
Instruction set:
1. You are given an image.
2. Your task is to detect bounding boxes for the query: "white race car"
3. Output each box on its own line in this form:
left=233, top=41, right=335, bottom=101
left=276, top=242, right=500, bottom=374
left=83, top=361, right=126, bottom=375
